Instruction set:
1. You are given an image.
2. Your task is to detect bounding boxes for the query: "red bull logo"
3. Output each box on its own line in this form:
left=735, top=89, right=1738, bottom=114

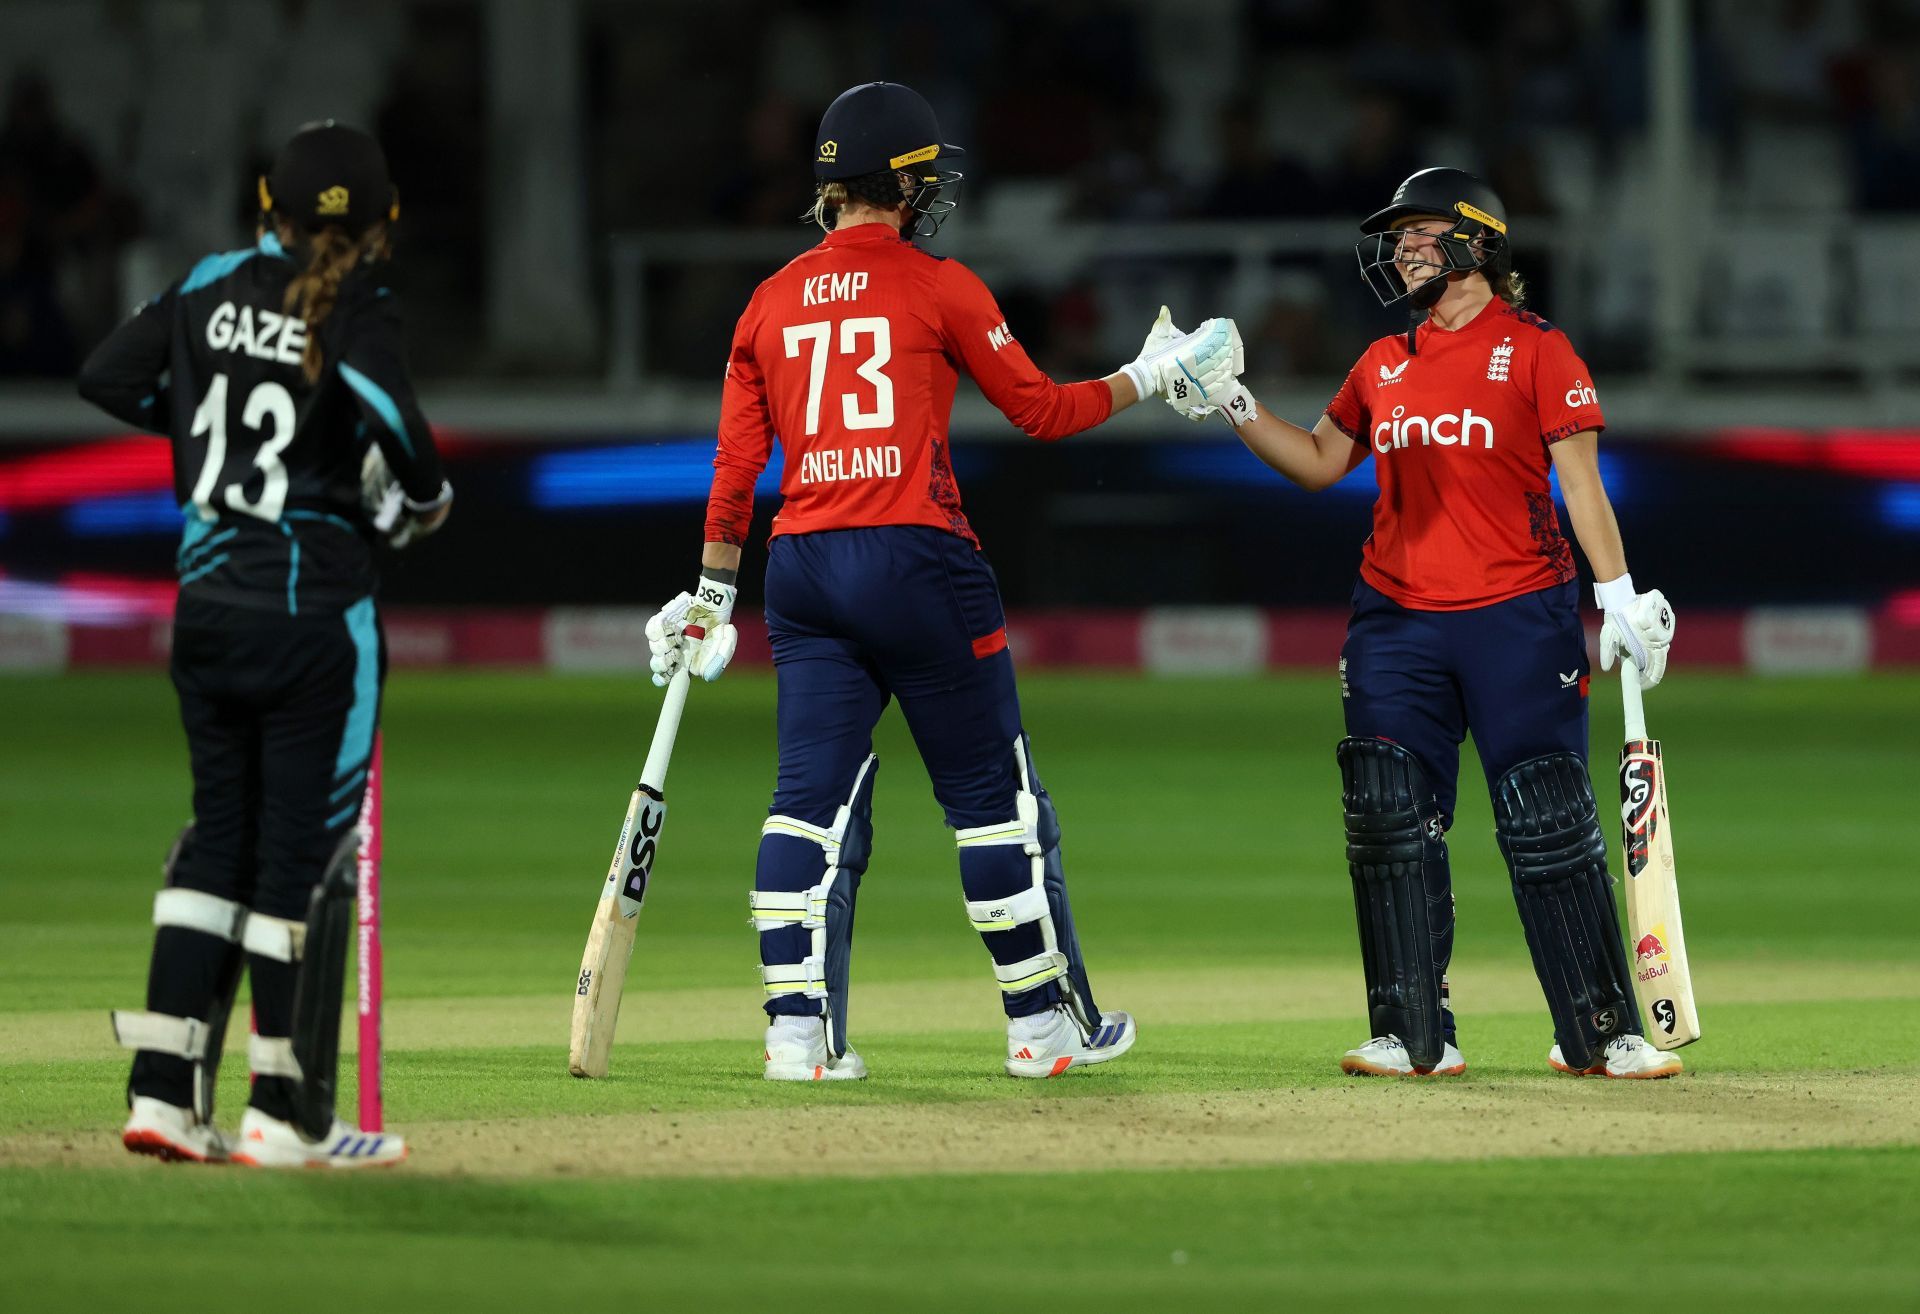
left=1634, top=933, right=1666, bottom=962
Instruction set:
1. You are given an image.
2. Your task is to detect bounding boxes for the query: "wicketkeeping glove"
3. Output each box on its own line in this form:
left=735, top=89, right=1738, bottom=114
left=646, top=575, right=739, bottom=686
left=1596, top=574, right=1675, bottom=689
left=360, top=446, right=451, bottom=549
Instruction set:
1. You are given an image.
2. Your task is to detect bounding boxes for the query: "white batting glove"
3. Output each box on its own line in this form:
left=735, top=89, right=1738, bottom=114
left=646, top=575, right=739, bottom=686
left=1120, top=315, right=1241, bottom=421
left=1596, top=574, right=1675, bottom=689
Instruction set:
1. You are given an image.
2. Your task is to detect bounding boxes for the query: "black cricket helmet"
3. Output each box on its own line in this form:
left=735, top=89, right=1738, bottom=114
left=258, top=120, right=397, bottom=235
left=1355, top=167, right=1509, bottom=309
left=813, top=81, right=965, bottom=239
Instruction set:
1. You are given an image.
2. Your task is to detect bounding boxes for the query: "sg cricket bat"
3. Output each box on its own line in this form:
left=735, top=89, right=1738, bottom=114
left=1618, top=659, right=1701, bottom=1050
left=569, top=667, right=692, bottom=1078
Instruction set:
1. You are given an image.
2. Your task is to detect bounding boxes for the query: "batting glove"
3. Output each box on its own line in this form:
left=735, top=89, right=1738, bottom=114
left=1596, top=574, right=1675, bottom=689
left=646, top=575, right=739, bottom=687
left=1120, top=314, right=1242, bottom=421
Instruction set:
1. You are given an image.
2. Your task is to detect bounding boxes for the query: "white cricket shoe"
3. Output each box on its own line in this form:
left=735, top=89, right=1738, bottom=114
left=762, top=1015, right=868, bottom=1081
left=1339, top=1035, right=1467, bottom=1077
left=230, top=1108, right=407, bottom=1168
left=1549, top=1034, right=1684, bottom=1080
left=1005, top=1005, right=1136, bottom=1078
left=122, top=1096, right=229, bottom=1164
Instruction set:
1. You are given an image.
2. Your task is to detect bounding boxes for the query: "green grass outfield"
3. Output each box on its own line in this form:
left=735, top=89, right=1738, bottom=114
left=2, top=670, right=1917, bottom=1311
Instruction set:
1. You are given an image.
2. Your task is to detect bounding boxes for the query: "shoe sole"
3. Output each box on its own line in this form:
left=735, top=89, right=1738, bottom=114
left=764, top=1055, right=868, bottom=1082
left=1340, top=1057, right=1467, bottom=1078
left=1549, top=1057, right=1684, bottom=1079
left=123, top=1128, right=220, bottom=1164
left=231, top=1147, right=408, bottom=1170
left=1004, top=1026, right=1137, bottom=1079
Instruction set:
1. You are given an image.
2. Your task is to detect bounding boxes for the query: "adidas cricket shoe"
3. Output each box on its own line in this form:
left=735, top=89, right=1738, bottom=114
left=762, top=1015, right=867, bottom=1081
left=230, top=1108, right=407, bottom=1168
left=1004, top=1005, right=1136, bottom=1078
left=1549, top=1034, right=1684, bottom=1080
left=121, top=1096, right=229, bottom=1164
left=1339, top=1035, right=1467, bottom=1077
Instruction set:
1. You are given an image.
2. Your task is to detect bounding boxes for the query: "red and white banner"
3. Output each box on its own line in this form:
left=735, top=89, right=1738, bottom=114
left=5, top=603, right=1920, bottom=674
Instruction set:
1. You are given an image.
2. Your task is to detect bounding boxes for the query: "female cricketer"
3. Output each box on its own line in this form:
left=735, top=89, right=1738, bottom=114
left=646, top=81, right=1236, bottom=1081
left=78, top=121, right=449, bottom=1163
left=1199, top=168, right=1681, bottom=1079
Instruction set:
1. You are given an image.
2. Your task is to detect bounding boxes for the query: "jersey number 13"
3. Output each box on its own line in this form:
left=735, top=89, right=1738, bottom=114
left=188, top=371, right=296, bottom=523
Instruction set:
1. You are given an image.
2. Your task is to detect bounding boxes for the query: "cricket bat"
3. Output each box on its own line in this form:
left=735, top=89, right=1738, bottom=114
left=1617, top=659, right=1701, bottom=1050
left=569, top=668, right=692, bottom=1078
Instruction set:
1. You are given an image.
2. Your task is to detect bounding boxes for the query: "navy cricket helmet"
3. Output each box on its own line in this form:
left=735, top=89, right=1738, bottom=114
left=1355, top=167, right=1509, bottom=309
left=260, top=120, right=397, bottom=235
left=813, top=81, right=965, bottom=239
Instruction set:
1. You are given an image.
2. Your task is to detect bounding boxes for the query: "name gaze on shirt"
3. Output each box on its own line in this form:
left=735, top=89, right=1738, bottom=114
left=799, top=444, right=903, bottom=484
left=206, top=300, right=308, bottom=365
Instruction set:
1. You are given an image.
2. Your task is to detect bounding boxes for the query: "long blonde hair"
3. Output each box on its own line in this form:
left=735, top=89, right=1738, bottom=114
left=280, top=223, right=391, bottom=383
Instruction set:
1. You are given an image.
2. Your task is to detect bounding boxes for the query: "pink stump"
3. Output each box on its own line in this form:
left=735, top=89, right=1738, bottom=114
left=355, top=735, right=384, bottom=1132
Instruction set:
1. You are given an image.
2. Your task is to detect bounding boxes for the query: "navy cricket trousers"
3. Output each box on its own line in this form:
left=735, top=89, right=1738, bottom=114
left=1340, top=578, right=1591, bottom=827
left=764, top=525, right=1023, bottom=829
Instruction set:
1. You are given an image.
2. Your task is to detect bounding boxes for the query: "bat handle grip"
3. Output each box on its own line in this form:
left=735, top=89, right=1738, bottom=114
left=641, top=667, right=692, bottom=792
left=1620, top=657, right=1648, bottom=741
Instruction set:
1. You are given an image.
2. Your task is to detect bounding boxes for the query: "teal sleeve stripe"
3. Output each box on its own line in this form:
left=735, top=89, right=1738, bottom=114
left=334, top=596, right=382, bottom=778
left=325, top=800, right=361, bottom=830
left=338, top=362, right=414, bottom=457
left=180, top=248, right=258, bottom=295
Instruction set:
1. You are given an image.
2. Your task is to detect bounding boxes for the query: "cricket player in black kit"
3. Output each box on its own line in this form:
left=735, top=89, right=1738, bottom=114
left=77, top=122, right=449, bottom=1167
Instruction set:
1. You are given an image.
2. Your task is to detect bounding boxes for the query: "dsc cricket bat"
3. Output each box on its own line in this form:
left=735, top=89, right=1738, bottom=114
left=1618, top=659, right=1701, bottom=1050
left=568, top=668, right=692, bottom=1078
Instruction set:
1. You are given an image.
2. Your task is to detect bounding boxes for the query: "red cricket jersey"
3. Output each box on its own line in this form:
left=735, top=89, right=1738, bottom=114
left=1324, top=299, right=1606, bottom=611
left=705, top=223, right=1112, bottom=547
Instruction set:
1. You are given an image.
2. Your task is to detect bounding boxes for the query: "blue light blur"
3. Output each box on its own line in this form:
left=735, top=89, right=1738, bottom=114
left=1153, top=441, right=1628, bottom=504
left=531, top=440, right=782, bottom=509
left=65, top=490, right=182, bottom=536
left=1881, top=483, right=1920, bottom=531
left=1149, top=441, right=1378, bottom=497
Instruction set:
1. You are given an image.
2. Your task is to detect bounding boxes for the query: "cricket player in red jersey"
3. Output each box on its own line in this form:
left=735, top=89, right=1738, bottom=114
left=645, top=81, right=1237, bottom=1081
left=1199, top=168, right=1682, bottom=1080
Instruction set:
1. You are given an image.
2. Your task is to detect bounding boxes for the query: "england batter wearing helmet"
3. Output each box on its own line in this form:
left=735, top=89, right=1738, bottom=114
left=646, top=81, right=1237, bottom=1080
left=1195, top=168, right=1680, bottom=1080
left=77, top=121, right=449, bottom=1164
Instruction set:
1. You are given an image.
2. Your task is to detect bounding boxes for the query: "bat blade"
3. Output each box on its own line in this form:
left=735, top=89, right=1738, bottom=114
left=569, top=786, right=666, bottom=1078
left=1618, top=734, right=1701, bottom=1050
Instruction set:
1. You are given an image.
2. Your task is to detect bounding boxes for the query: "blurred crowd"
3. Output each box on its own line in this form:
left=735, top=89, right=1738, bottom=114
left=10, top=0, right=1920, bottom=379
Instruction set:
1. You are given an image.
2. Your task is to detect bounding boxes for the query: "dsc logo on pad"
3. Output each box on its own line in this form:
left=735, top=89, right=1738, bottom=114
left=1372, top=405, right=1495, bottom=453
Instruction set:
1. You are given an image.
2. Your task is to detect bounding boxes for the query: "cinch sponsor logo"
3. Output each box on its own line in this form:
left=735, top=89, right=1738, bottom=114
left=206, top=301, right=307, bottom=365
left=1564, top=378, right=1599, bottom=407
left=1372, top=404, right=1495, bottom=453
left=987, top=321, right=1015, bottom=350
left=800, top=445, right=903, bottom=484
left=802, top=271, right=869, bottom=306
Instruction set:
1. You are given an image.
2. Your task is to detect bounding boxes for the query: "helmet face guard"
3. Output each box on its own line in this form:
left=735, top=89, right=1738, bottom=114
left=1356, top=221, right=1503, bottom=308
left=903, top=161, right=964, bottom=240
